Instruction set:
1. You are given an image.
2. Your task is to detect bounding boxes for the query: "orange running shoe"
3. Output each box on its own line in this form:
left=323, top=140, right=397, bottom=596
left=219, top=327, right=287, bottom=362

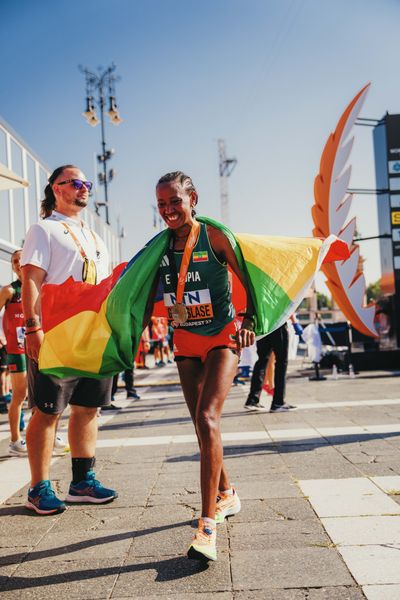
left=215, top=488, right=241, bottom=523
left=187, top=518, right=217, bottom=561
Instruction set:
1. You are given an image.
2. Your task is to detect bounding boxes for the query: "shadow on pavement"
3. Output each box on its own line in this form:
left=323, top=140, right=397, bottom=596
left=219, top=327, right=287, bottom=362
left=0, top=555, right=208, bottom=591
left=165, top=431, right=400, bottom=462
left=100, top=415, right=192, bottom=431
left=0, top=520, right=192, bottom=569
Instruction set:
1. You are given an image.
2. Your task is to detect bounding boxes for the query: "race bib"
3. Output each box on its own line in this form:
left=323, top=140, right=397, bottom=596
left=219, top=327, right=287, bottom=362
left=16, top=326, right=26, bottom=348
left=164, top=288, right=214, bottom=321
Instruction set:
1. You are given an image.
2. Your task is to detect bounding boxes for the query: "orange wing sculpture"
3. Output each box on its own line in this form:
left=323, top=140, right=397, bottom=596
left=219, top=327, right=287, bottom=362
left=312, top=84, right=378, bottom=338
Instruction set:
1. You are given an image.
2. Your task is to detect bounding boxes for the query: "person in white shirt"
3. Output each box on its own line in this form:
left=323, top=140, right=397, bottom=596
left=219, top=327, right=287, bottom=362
left=21, top=165, right=118, bottom=515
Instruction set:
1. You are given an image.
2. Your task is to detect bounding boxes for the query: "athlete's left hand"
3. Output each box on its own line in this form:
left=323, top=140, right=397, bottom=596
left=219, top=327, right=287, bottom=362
left=236, top=321, right=256, bottom=351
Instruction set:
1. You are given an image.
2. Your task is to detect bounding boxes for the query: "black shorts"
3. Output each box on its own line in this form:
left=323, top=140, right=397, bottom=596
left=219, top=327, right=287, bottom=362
left=27, top=356, right=112, bottom=415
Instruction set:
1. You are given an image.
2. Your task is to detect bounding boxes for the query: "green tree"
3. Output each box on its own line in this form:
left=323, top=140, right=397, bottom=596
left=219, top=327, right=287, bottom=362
left=317, top=292, right=332, bottom=309
left=366, top=280, right=381, bottom=303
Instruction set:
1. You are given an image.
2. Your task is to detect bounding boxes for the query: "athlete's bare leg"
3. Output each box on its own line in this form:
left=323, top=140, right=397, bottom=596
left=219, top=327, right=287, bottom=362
left=177, top=357, right=230, bottom=493
left=177, top=349, right=238, bottom=518
left=26, top=411, right=60, bottom=486
left=8, top=372, right=27, bottom=442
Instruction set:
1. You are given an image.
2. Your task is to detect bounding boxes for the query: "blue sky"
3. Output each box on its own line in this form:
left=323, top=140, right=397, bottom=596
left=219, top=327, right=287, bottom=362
left=1, top=0, right=399, bottom=289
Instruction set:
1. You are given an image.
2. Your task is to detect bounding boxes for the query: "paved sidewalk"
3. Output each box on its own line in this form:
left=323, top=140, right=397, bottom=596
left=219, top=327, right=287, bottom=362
left=1, top=365, right=400, bottom=599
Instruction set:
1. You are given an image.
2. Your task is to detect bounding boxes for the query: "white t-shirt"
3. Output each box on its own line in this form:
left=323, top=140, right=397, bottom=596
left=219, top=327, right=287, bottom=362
left=21, top=211, right=110, bottom=284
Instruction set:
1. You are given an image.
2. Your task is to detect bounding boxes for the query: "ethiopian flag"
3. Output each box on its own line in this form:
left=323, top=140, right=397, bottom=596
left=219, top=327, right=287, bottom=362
left=38, top=216, right=348, bottom=378
left=193, top=250, right=209, bottom=262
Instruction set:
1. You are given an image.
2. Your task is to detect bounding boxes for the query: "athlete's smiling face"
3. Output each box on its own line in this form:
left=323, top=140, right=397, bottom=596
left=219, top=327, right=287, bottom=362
left=156, top=180, right=196, bottom=231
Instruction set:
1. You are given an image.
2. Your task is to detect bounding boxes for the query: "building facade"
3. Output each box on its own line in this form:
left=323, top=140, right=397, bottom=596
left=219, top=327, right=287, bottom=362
left=373, top=114, right=400, bottom=349
left=0, top=115, right=120, bottom=285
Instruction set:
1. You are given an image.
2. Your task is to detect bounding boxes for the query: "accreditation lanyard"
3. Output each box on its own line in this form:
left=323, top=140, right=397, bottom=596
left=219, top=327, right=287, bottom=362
left=61, top=221, right=100, bottom=284
left=170, top=220, right=200, bottom=304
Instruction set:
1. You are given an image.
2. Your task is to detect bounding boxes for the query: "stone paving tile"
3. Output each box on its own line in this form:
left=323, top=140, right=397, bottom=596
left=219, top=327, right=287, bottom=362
left=234, top=588, right=365, bottom=600
left=111, top=449, right=169, bottom=463
left=342, top=452, right=380, bottom=464
left=149, top=491, right=202, bottom=506
left=1, top=370, right=400, bottom=599
left=218, top=499, right=278, bottom=523
left=0, top=505, right=62, bottom=538
left=299, top=478, right=400, bottom=518
left=235, top=480, right=301, bottom=499
left=129, top=524, right=194, bottom=558
left=339, top=545, right=400, bottom=585
left=112, top=555, right=231, bottom=596
left=234, top=475, right=294, bottom=490
left=277, top=445, right=332, bottom=455
left=355, top=465, right=397, bottom=477
left=365, top=455, right=400, bottom=464
left=28, top=530, right=134, bottom=562
left=231, top=547, right=354, bottom=589
left=363, top=584, right=400, bottom=599
left=0, top=558, right=121, bottom=598
left=322, top=515, right=400, bottom=545
left=306, top=589, right=365, bottom=600
left=0, top=547, right=32, bottom=578
left=101, top=464, right=163, bottom=476
left=260, top=498, right=318, bottom=521
left=235, top=591, right=307, bottom=600
left=50, top=506, right=144, bottom=533
left=131, top=504, right=199, bottom=557
left=138, top=503, right=194, bottom=526
left=287, top=465, right=363, bottom=479
left=155, top=474, right=201, bottom=488
left=229, top=519, right=331, bottom=550
left=105, top=491, right=152, bottom=508
left=111, top=594, right=233, bottom=600
left=224, top=456, right=287, bottom=471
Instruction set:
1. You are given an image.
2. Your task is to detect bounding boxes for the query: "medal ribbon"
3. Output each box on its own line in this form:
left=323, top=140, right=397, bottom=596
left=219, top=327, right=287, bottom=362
left=174, top=220, right=200, bottom=305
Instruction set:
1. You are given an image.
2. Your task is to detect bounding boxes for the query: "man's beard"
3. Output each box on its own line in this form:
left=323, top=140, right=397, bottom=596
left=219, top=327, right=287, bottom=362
left=74, top=198, right=88, bottom=208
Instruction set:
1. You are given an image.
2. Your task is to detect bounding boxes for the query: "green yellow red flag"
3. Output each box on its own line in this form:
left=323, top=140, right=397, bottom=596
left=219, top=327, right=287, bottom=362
left=38, top=217, right=348, bottom=378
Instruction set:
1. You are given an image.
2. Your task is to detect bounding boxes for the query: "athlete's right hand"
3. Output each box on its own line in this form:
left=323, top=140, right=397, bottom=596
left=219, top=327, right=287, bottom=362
left=25, top=329, right=44, bottom=363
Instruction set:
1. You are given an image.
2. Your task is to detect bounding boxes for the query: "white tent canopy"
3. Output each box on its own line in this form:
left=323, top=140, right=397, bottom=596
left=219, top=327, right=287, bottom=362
left=0, top=162, right=29, bottom=191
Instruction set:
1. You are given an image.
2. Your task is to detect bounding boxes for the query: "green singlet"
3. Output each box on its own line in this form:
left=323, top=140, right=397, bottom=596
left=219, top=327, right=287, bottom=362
left=159, top=222, right=235, bottom=336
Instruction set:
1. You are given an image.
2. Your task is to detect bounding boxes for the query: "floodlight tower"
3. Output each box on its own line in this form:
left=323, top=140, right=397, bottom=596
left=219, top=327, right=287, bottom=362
left=79, top=63, right=122, bottom=225
left=218, top=139, right=237, bottom=226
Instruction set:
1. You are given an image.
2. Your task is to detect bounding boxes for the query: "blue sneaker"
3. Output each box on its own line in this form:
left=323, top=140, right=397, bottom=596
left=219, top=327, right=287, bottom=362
left=19, top=409, right=25, bottom=432
left=26, top=480, right=66, bottom=515
left=66, top=471, right=118, bottom=504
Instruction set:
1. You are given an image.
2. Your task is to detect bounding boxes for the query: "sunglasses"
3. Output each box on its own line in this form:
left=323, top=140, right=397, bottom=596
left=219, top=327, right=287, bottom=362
left=57, top=179, right=93, bottom=192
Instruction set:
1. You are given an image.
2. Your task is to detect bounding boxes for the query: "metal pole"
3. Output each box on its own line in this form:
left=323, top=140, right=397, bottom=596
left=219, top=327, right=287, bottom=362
left=218, top=139, right=237, bottom=226
left=98, top=80, right=110, bottom=224
left=80, top=64, right=121, bottom=226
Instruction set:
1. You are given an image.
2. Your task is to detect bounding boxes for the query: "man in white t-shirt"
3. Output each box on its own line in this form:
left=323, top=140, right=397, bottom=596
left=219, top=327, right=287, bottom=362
left=21, top=164, right=118, bottom=515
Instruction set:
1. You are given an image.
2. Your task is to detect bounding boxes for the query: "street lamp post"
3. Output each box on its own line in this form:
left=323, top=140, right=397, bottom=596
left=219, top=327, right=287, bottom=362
left=79, top=63, right=122, bottom=225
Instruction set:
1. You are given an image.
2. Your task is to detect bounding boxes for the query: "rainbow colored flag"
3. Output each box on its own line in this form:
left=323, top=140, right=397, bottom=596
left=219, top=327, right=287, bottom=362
left=38, top=216, right=348, bottom=378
